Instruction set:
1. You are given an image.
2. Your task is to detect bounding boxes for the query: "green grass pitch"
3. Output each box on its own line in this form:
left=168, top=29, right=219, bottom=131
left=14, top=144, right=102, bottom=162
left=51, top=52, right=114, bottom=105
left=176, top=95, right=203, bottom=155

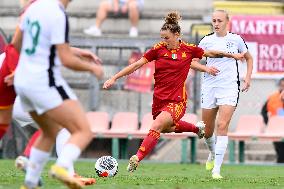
left=0, top=160, right=283, bottom=189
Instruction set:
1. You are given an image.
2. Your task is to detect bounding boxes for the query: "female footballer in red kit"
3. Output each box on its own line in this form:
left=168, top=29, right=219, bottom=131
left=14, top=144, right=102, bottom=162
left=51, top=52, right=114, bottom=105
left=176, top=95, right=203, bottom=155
left=103, top=11, right=244, bottom=172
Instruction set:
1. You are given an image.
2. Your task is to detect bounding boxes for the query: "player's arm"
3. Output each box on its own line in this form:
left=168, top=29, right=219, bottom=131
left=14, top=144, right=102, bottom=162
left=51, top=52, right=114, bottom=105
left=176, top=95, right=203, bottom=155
left=190, top=58, right=219, bottom=76
left=203, top=50, right=244, bottom=60
left=57, top=43, right=103, bottom=79
left=103, top=57, right=148, bottom=89
left=241, top=51, right=253, bottom=92
left=71, top=47, right=102, bottom=65
left=10, top=26, right=23, bottom=53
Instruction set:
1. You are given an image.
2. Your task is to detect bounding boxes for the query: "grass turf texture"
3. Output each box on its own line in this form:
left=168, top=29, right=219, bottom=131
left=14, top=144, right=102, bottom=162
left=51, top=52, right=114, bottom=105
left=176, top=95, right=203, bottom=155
left=0, top=160, right=283, bottom=189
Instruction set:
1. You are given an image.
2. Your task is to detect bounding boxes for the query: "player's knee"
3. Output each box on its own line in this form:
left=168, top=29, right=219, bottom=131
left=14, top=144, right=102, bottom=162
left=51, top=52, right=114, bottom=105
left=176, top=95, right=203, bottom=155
left=217, top=121, right=229, bottom=134
left=217, top=120, right=229, bottom=129
left=84, top=127, right=92, bottom=138
left=150, top=121, right=164, bottom=133
left=79, top=125, right=92, bottom=140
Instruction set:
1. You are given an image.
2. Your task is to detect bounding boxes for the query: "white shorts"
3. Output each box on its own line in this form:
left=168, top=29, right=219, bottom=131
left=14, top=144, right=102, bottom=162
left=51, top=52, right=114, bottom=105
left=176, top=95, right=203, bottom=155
left=201, top=86, right=240, bottom=109
left=15, top=80, right=77, bottom=115
left=13, top=96, right=35, bottom=127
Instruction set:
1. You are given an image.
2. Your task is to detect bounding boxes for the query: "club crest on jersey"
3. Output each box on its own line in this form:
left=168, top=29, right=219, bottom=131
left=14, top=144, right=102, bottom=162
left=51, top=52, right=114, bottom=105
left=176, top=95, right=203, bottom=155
left=172, top=54, right=177, bottom=59
left=182, top=52, right=186, bottom=58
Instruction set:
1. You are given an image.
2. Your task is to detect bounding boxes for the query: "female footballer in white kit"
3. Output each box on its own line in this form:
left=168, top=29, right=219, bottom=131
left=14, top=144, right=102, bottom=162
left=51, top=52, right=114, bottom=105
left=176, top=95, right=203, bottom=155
left=14, top=0, right=103, bottom=188
left=198, top=10, right=253, bottom=179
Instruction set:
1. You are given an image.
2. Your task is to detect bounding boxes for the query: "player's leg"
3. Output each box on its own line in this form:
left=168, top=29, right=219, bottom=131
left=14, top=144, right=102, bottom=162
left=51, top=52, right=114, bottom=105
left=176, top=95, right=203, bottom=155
left=23, top=130, right=41, bottom=157
left=200, top=86, right=218, bottom=171
left=22, top=111, right=60, bottom=189
left=127, top=111, right=173, bottom=172
left=202, top=108, right=218, bottom=171
left=165, top=101, right=205, bottom=138
left=212, top=105, right=235, bottom=179
left=0, top=75, right=16, bottom=139
left=55, top=128, right=96, bottom=186
left=173, top=120, right=205, bottom=138
left=56, top=128, right=72, bottom=172
left=45, top=99, right=92, bottom=188
left=0, top=108, right=13, bottom=139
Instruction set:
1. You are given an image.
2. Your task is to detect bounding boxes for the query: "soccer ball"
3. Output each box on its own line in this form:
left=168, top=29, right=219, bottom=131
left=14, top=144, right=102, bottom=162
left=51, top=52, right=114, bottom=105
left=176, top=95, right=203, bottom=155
left=95, top=156, right=118, bottom=177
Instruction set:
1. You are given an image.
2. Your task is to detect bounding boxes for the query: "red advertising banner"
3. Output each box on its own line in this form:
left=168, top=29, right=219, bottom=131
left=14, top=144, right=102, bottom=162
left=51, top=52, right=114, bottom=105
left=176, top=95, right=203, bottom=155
left=124, top=51, right=154, bottom=93
left=230, top=15, right=284, bottom=78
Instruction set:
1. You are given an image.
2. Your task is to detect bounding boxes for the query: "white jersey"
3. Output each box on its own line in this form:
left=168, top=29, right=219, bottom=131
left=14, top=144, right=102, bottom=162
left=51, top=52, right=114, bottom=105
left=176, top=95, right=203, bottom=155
left=14, top=0, right=76, bottom=114
left=15, top=0, right=67, bottom=87
left=199, top=32, right=248, bottom=88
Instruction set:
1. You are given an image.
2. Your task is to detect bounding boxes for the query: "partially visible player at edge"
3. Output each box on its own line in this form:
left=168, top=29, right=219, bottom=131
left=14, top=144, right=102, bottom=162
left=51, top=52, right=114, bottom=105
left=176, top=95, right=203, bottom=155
left=199, top=10, right=253, bottom=179
left=0, top=0, right=100, bottom=186
left=103, top=11, right=245, bottom=173
left=12, top=0, right=103, bottom=188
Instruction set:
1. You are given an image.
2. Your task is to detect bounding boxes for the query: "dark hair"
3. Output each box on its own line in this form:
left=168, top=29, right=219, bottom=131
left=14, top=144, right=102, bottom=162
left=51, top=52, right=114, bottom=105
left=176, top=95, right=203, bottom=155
left=161, top=11, right=181, bottom=34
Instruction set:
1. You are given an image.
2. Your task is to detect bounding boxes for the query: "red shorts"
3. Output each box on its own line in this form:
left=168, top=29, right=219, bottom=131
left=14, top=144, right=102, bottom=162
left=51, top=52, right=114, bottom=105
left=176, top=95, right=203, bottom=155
left=0, top=45, right=19, bottom=109
left=152, top=97, right=187, bottom=124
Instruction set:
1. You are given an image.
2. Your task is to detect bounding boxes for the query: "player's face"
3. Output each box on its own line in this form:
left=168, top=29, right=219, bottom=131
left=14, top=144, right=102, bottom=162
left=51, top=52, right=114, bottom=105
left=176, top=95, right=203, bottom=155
left=160, top=30, right=179, bottom=49
left=212, top=11, right=228, bottom=35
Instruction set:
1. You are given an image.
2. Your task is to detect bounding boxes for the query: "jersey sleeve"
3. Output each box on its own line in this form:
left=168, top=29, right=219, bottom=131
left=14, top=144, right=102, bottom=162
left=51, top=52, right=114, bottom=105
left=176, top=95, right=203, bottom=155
left=50, top=12, right=69, bottom=45
left=237, top=35, right=248, bottom=54
left=143, top=46, right=158, bottom=62
left=192, top=46, right=204, bottom=59
left=198, top=36, right=207, bottom=50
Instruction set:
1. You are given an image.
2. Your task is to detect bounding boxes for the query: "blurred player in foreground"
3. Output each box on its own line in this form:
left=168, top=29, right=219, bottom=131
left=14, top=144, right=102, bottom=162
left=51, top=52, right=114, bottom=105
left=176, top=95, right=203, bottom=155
left=12, top=0, right=103, bottom=188
left=0, top=0, right=100, bottom=187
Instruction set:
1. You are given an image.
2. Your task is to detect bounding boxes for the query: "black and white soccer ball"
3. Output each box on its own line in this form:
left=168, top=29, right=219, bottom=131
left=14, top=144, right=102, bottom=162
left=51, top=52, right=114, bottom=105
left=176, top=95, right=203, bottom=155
left=95, top=156, right=118, bottom=177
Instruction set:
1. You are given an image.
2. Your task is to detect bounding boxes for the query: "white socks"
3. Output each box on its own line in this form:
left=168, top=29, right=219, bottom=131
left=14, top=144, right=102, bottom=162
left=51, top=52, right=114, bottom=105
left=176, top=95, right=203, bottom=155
left=56, top=128, right=74, bottom=175
left=212, top=136, right=228, bottom=174
left=205, top=134, right=216, bottom=161
left=56, top=143, right=81, bottom=175
left=25, top=147, right=50, bottom=188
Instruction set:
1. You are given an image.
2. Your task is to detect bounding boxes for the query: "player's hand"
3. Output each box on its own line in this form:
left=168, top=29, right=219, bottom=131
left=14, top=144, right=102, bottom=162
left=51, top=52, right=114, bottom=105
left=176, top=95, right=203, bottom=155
left=232, top=52, right=245, bottom=61
left=80, top=50, right=102, bottom=65
left=205, top=66, right=219, bottom=76
left=103, top=78, right=116, bottom=89
left=4, top=72, right=15, bottom=86
left=241, top=77, right=251, bottom=92
left=91, top=64, right=104, bottom=80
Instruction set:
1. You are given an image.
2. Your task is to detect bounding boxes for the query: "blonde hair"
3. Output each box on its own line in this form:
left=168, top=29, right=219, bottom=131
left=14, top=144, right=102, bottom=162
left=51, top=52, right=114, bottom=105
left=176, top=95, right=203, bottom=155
left=161, top=11, right=182, bottom=34
left=214, top=9, right=230, bottom=21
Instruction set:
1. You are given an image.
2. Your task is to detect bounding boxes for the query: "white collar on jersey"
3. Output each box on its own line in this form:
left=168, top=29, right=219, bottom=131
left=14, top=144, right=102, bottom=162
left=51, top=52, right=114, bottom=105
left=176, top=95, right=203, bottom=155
left=214, top=31, right=229, bottom=38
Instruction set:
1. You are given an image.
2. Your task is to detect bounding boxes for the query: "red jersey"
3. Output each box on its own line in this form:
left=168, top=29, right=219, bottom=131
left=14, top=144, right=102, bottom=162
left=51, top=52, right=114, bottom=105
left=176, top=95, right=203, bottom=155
left=144, top=41, right=204, bottom=102
left=0, top=45, right=19, bottom=109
